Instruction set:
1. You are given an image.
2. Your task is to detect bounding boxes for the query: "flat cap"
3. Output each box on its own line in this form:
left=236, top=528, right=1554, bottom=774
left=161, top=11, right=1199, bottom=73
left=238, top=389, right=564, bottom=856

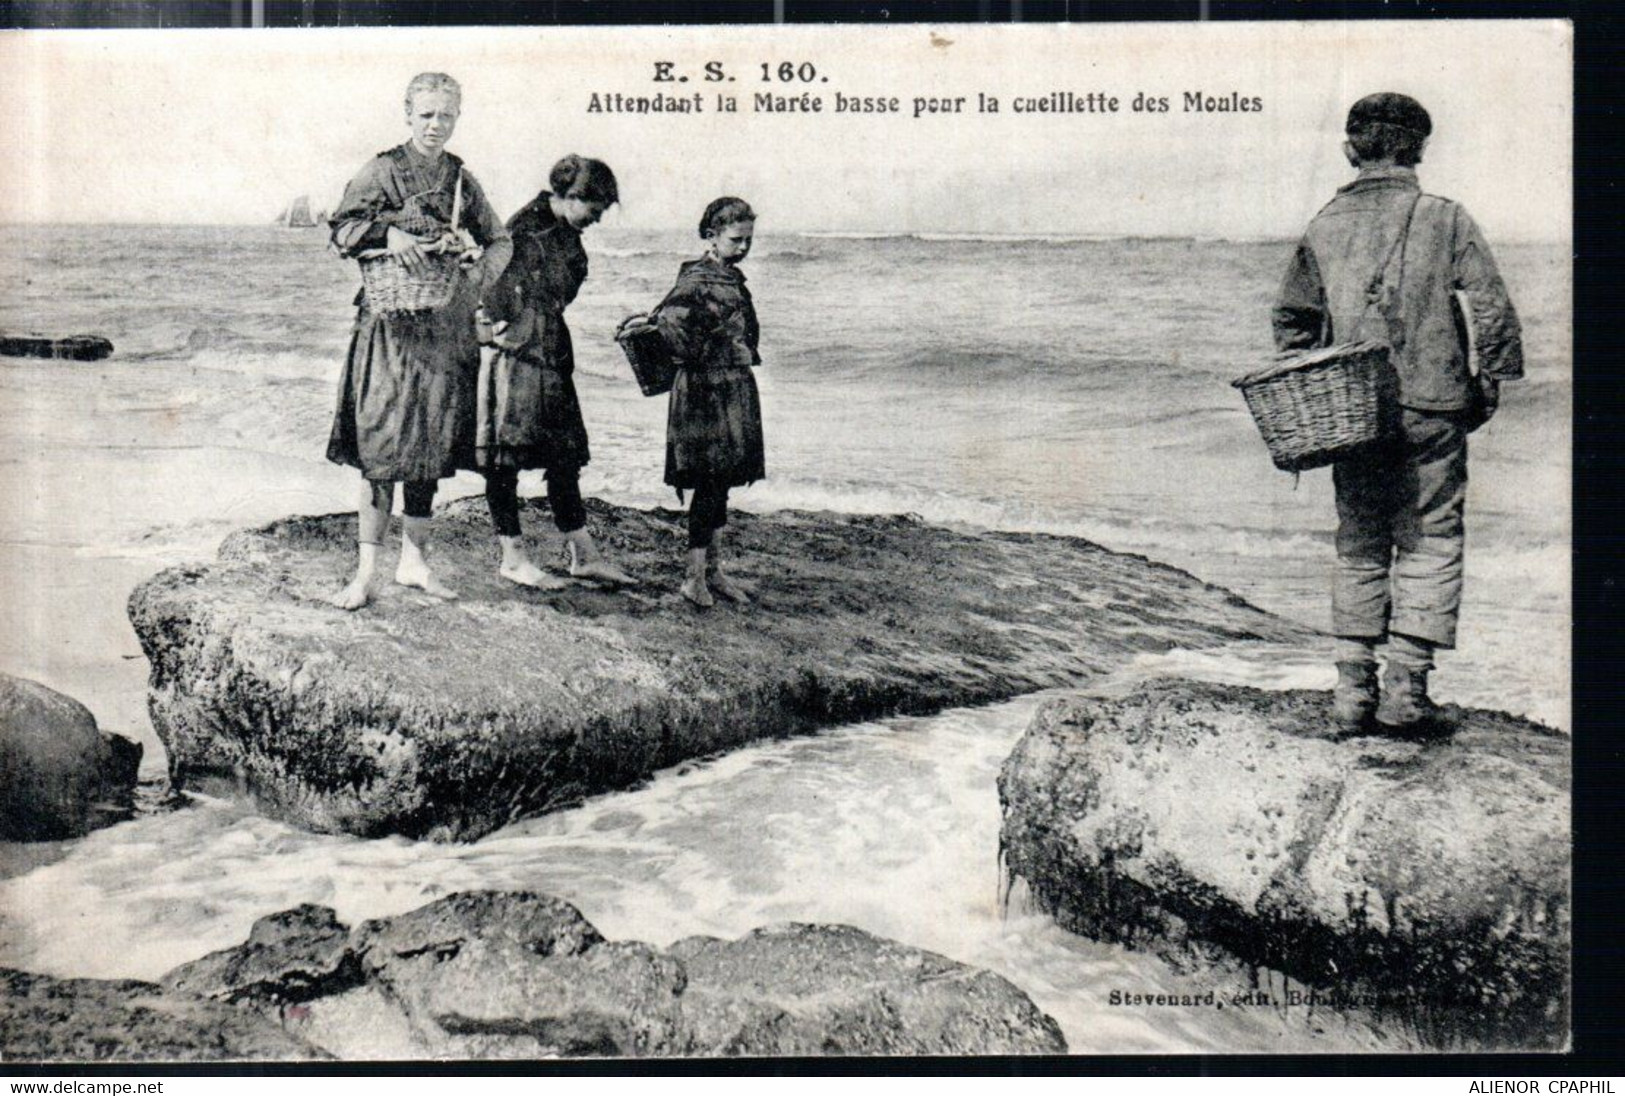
left=1345, top=92, right=1432, bottom=137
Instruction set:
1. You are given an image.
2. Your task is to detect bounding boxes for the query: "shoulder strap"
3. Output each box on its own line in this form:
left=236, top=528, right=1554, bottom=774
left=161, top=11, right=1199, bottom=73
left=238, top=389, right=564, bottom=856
left=1361, top=191, right=1423, bottom=320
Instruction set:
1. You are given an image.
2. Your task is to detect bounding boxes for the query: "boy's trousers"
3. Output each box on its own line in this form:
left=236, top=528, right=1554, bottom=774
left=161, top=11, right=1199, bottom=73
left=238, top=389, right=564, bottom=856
left=1332, top=409, right=1469, bottom=649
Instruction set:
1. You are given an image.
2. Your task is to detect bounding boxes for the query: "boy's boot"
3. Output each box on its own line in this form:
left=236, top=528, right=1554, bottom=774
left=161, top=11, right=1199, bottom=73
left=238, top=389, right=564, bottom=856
left=1376, top=635, right=1438, bottom=728
left=1332, top=662, right=1379, bottom=731
left=1331, top=637, right=1378, bottom=731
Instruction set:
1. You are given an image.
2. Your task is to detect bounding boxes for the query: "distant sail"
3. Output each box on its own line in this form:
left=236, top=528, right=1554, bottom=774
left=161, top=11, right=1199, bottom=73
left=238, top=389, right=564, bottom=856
left=279, top=195, right=319, bottom=228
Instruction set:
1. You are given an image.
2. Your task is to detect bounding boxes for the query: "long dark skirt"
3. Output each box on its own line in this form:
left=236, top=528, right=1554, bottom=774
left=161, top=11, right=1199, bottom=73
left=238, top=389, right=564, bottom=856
left=472, top=345, right=591, bottom=472
left=664, top=364, right=765, bottom=490
left=326, top=283, right=479, bottom=482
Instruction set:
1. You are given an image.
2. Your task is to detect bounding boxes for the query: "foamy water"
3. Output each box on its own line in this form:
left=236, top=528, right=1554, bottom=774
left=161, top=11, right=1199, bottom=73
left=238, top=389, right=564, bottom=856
left=0, top=225, right=1566, bottom=1053
left=0, top=649, right=1401, bottom=1054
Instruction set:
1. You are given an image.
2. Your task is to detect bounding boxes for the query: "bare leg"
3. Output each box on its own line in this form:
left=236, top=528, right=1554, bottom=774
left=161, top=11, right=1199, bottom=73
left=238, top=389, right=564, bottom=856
left=499, top=534, right=568, bottom=589
left=566, top=529, right=636, bottom=586
left=395, top=515, right=458, bottom=600
left=331, top=543, right=380, bottom=610
left=330, top=479, right=391, bottom=610
left=679, top=547, right=713, bottom=608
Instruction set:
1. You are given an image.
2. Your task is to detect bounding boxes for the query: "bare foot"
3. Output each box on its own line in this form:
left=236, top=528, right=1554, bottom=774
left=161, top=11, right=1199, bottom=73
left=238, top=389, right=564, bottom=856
left=571, top=557, right=638, bottom=587
left=500, top=558, right=569, bottom=590
left=679, top=574, right=714, bottom=608
left=329, top=574, right=374, bottom=611
left=708, top=569, right=751, bottom=605
left=396, top=558, right=459, bottom=600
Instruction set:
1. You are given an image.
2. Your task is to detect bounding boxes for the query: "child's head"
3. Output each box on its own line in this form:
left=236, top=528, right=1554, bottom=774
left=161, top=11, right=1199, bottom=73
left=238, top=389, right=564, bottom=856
left=403, top=73, right=462, bottom=154
left=1343, top=92, right=1431, bottom=168
left=699, top=197, right=756, bottom=265
left=550, top=155, right=619, bottom=229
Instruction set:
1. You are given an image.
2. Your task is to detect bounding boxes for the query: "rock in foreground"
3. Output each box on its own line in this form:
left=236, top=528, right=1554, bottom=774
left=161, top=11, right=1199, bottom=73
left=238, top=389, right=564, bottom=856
left=0, top=968, right=325, bottom=1062
left=998, top=679, right=1569, bottom=1049
left=0, top=672, right=142, bottom=841
left=159, top=890, right=1066, bottom=1058
left=129, top=497, right=1301, bottom=840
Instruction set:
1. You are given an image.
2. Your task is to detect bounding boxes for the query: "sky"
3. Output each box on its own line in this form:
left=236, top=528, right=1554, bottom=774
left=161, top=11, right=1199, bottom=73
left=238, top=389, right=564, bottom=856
left=0, top=20, right=1571, bottom=240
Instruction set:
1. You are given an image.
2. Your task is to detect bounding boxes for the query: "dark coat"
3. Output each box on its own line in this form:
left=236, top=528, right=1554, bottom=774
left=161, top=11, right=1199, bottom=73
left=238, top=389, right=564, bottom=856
left=1273, top=166, right=1523, bottom=412
left=655, top=258, right=765, bottom=490
left=471, top=193, right=592, bottom=472
left=325, top=144, right=511, bottom=482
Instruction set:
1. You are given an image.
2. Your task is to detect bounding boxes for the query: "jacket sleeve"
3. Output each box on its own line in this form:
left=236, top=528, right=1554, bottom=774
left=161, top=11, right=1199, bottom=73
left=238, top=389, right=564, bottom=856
left=481, top=231, right=530, bottom=324
left=1272, top=238, right=1328, bottom=352
left=480, top=230, right=536, bottom=350
left=1451, top=205, right=1524, bottom=381
left=328, top=157, right=399, bottom=258
left=654, top=281, right=714, bottom=363
left=459, top=170, right=513, bottom=295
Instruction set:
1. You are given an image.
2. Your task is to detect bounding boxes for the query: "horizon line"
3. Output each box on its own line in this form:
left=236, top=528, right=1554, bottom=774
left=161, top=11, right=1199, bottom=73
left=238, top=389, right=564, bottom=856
left=0, top=220, right=1571, bottom=246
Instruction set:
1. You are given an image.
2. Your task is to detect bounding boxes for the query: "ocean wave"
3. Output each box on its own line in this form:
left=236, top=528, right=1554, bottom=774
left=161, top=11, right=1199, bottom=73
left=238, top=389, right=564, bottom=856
left=796, top=230, right=1211, bottom=246
left=690, top=473, right=1331, bottom=564
left=855, top=344, right=1198, bottom=387
left=755, top=249, right=824, bottom=263
left=590, top=245, right=691, bottom=260
left=591, top=243, right=823, bottom=264
left=117, top=324, right=243, bottom=360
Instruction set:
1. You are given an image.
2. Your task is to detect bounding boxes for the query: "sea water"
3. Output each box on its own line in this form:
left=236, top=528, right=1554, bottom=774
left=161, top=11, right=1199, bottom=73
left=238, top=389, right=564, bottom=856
left=0, top=225, right=1569, bottom=1053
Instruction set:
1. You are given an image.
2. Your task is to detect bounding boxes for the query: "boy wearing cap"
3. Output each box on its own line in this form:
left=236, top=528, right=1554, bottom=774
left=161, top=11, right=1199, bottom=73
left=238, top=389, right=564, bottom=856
left=1273, top=93, right=1524, bottom=731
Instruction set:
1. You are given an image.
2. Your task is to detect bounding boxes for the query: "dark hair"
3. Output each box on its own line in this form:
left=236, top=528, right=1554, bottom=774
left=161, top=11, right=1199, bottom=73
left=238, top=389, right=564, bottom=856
left=1347, top=122, right=1428, bottom=167
left=550, top=155, right=619, bottom=206
left=699, top=196, right=756, bottom=238
left=1345, top=92, right=1431, bottom=167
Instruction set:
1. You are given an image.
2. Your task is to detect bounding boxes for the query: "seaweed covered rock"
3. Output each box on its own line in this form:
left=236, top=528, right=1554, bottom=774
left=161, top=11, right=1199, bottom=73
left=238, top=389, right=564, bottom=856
left=0, top=968, right=325, bottom=1062
left=998, top=679, right=1569, bottom=1049
left=669, top=923, right=1066, bottom=1056
left=147, top=890, right=1066, bottom=1059
left=162, top=904, right=358, bottom=1006
left=0, top=672, right=142, bottom=841
left=128, top=497, right=1302, bottom=840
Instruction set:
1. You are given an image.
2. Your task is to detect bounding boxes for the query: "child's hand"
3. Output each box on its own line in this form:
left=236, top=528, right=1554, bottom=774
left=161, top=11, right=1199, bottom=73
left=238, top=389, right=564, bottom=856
left=490, top=309, right=535, bottom=351
left=422, top=230, right=459, bottom=255
left=385, top=226, right=435, bottom=274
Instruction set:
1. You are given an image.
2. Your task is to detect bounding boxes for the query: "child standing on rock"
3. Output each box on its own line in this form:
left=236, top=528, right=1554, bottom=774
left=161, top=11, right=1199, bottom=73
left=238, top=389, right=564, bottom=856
left=326, top=72, right=512, bottom=610
left=473, top=155, right=635, bottom=590
left=1273, top=93, right=1523, bottom=731
left=655, top=197, right=766, bottom=609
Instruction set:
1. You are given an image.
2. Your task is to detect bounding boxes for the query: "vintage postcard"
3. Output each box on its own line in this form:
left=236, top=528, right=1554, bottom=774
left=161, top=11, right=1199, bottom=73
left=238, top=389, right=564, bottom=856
left=0, top=18, right=1571, bottom=1061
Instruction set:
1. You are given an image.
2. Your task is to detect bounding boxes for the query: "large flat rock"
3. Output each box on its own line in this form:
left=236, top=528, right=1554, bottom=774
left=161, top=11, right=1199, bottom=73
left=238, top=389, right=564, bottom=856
left=128, top=497, right=1302, bottom=840
left=998, top=679, right=1569, bottom=1049
left=159, top=890, right=1067, bottom=1058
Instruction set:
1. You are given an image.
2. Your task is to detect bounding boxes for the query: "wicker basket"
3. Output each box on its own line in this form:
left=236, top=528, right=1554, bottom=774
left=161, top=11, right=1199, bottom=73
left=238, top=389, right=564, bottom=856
left=357, top=206, right=463, bottom=314
left=1232, top=340, right=1395, bottom=472
left=615, top=314, right=678, bottom=397
left=359, top=251, right=460, bottom=313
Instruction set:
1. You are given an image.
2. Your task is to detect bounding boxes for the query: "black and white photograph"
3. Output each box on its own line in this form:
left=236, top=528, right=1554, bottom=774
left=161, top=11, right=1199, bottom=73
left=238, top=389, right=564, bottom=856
left=0, top=13, right=1573, bottom=1063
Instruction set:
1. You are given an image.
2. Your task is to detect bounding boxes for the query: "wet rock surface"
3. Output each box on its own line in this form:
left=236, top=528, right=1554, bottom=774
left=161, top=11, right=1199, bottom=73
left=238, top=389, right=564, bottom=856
left=128, top=497, right=1303, bottom=840
left=10, top=890, right=1067, bottom=1060
left=998, top=678, right=1569, bottom=1049
left=0, top=968, right=326, bottom=1062
left=0, top=672, right=142, bottom=841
